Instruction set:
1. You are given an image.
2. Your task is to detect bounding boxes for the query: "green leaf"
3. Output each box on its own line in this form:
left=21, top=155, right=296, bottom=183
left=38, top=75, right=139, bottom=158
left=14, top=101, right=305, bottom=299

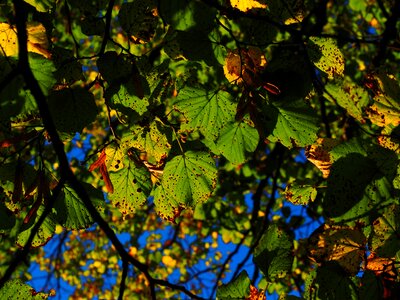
left=118, top=0, right=158, bottom=42
left=54, top=183, right=105, bottom=230
left=108, top=158, right=152, bottom=215
left=325, top=78, right=369, bottom=122
left=304, top=265, right=359, bottom=300
left=23, top=0, right=55, bottom=12
left=216, top=270, right=251, bottom=299
left=97, top=52, right=133, bottom=84
left=47, top=87, right=97, bottom=133
left=16, top=205, right=56, bottom=248
left=285, top=181, right=317, bottom=205
left=265, top=98, right=319, bottom=148
left=253, top=223, right=293, bottom=280
left=307, top=37, right=345, bottom=79
left=173, top=87, right=236, bottom=141
left=0, top=57, right=37, bottom=120
left=52, top=46, right=85, bottom=84
left=0, top=279, right=54, bottom=299
left=120, top=121, right=171, bottom=166
left=29, top=53, right=56, bottom=96
left=159, top=0, right=216, bottom=31
left=0, top=201, right=16, bottom=233
left=369, top=204, right=400, bottom=257
left=106, top=81, right=149, bottom=116
left=154, top=151, right=217, bottom=221
left=215, top=120, right=259, bottom=165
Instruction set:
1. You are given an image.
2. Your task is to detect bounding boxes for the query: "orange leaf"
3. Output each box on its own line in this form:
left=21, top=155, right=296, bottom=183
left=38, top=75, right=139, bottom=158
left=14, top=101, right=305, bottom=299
left=305, top=138, right=340, bottom=178
left=99, top=164, right=114, bottom=193
left=88, top=149, right=107, bottom=172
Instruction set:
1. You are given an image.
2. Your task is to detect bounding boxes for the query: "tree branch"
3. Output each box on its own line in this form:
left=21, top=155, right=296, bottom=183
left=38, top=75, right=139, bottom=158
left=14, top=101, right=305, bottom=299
left=98, top=0, right=115, bottom=55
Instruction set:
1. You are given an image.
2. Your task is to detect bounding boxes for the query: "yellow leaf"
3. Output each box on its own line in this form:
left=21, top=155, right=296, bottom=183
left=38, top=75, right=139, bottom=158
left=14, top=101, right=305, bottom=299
left=230, top=0, right=267, bottom=12
left=308, top=224, right=366, bottom=275
left=0, top=22, right=50, bottom=58
left=305, top=138, right=340, bottom=178
left=162, top=255, right=177, bottom=268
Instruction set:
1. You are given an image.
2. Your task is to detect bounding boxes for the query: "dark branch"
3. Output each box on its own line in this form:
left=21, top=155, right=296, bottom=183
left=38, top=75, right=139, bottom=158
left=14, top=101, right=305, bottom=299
left=118, top=260, right=129, bottom=300
left=98, top=0, right=115, bottom=55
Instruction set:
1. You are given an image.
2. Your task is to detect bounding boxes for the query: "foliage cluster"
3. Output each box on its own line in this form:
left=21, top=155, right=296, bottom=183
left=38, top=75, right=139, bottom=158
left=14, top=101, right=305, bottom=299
left=0, top=0, right=400, bottom=299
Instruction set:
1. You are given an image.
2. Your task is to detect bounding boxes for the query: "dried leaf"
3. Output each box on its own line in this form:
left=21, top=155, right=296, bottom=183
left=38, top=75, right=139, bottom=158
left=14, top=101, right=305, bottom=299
left=306, top=138, right=340, bottom=178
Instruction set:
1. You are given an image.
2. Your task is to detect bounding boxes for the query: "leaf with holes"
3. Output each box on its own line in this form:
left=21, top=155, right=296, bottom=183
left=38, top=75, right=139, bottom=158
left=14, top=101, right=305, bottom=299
left=285, top=180, right=317, bottom=205
left=54, top=183, right=105, bottom=230
left=108, top=157, right=152, bottom=215
left=265, top=98, right=319, bottom=148
left=369, top=204, right=400, bottom=257
left=325, top=78, right=369, bottom=122
left=253, top=223, right=293, bottom=280
left=173, top=87, right=236, bottom=141
left=121, top=121, right=171, bottom=166
left=0, top=279, right=54, bottom=299
left=154, top=151, right=217, bottom=221
left=215, top=120, right=259, bottom=165
left=307, top=37, right=344, bottom=79
left=308, top=224, right=366, bottom=275
left=16, top=205, right=56, bottom=248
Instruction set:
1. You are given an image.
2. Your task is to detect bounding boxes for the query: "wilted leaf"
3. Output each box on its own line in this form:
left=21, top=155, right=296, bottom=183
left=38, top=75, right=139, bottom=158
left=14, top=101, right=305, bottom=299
left=0, top=279, right=54, bottom=299
left=173, top=87, right=236, bottom=141
left=307, top=224, right=366, bottom=275
left=365, top=253, right=398, bottom=280
left=216, top=270, right=251, bottom=299
left=307, top=37, right=344, bottom=79
left=223, top=47, right=267, bottom=87
left=253, top=223, right=293, bottom=280
left=154, top=151, right=217, bottom=222
left=305, top=138, right=341, bottom=178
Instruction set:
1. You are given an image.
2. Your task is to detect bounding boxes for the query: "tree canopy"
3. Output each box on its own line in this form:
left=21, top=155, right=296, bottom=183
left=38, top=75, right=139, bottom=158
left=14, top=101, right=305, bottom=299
left=0, top=0, right=400, bottom=299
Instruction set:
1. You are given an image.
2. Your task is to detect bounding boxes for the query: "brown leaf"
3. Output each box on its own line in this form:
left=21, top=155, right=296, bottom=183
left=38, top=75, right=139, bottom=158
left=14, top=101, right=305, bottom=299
left=305, top=138, right=340, bottom=178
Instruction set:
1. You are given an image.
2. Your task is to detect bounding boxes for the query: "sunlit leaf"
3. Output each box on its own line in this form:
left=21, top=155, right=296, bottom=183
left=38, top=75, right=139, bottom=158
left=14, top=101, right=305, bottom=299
left=253, top=223, right=293, bottom=280
left=120, top=120, right=171, bottom=166
left=305, top=138, right=341, bottom=178
left=17, top=205, right=56, bottom=248
left=369, top=204, right=400, bottom=257
left=216, top=270, right=250, bottom=299
left=215, top=120, right=259, bottom=165
left=285, top=180, right=317, bottom=205
left=154, top=151, right=217, bottom=221
left=54, top=183, right=105, bottom=230
left=325, top=78, right=369, bottom=122
left=173, top=87, right=236, bottom=141
left=0, top=22, right=50, bottom=58
left=230, top=0, right=267, bottom=12
left=307, top=224, right=366, bottom=275
left=0, top=279, right=54, bottom=299
left=365, top=253, right=398, bottom=280
left=108, top=157, right=152, bottom=215
left=307, top=37, right=344, bottom=79
left=265, top=98, right=319, bottom=148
